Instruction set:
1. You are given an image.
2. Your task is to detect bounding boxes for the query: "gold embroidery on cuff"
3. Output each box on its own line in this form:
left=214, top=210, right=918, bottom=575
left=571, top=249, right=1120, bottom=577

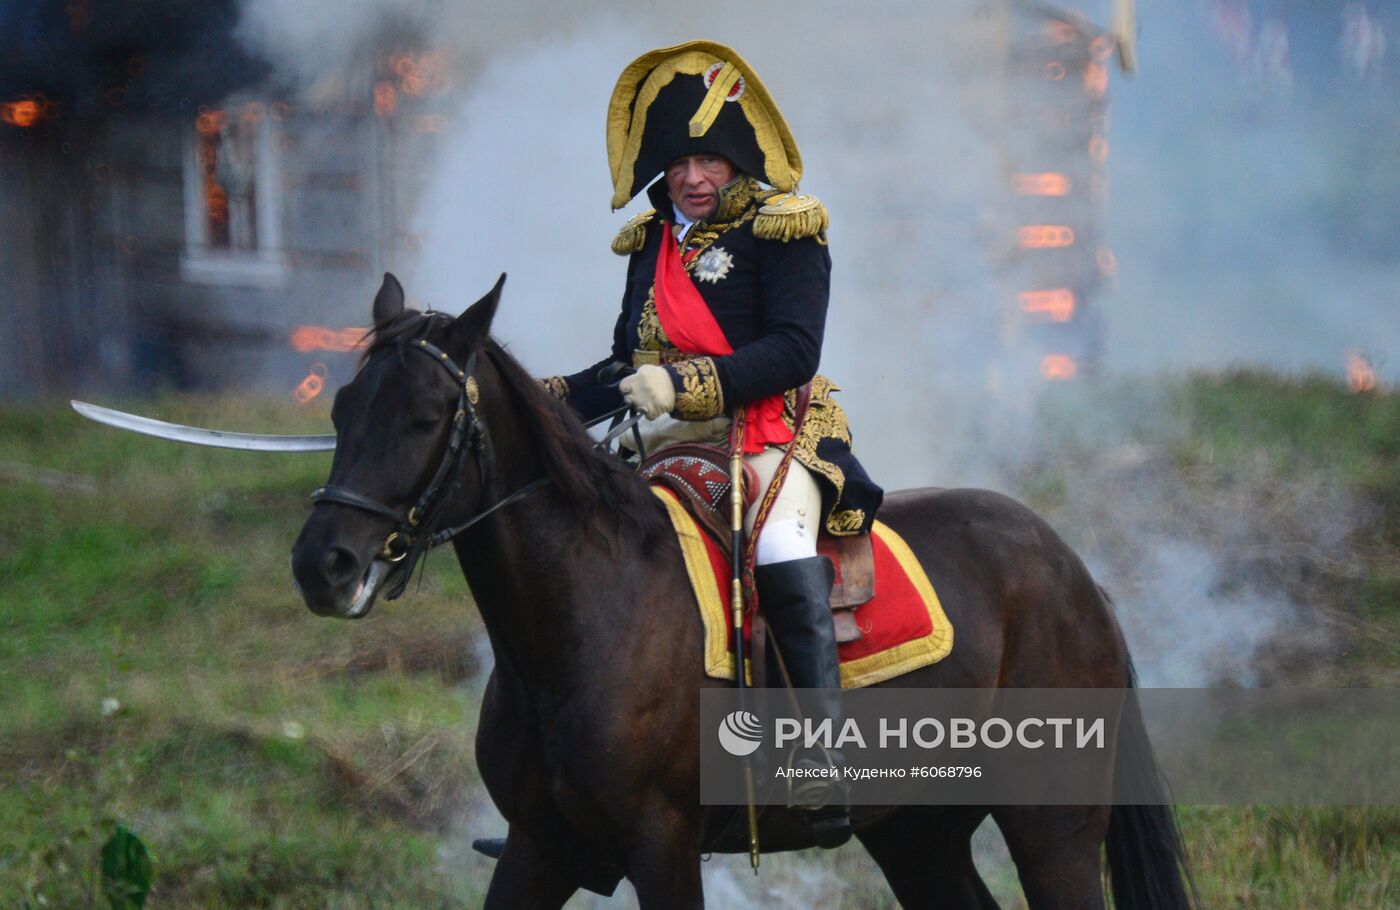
left=827, top=508, right=867, bottom=535
left=671, top=357, right=724, bottom=419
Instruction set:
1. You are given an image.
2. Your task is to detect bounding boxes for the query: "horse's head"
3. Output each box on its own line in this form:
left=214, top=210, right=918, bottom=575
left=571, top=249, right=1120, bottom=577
left=291, top=272, right=504, bottom=618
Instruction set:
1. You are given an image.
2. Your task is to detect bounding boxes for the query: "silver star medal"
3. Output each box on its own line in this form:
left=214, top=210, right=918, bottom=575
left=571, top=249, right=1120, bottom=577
left=693, top=247, right=734, bottom=284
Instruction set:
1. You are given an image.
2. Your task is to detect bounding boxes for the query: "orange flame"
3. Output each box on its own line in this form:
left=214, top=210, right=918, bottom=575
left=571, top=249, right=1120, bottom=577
left=2, top=99, right=44, bottom=128
left=374, top=81, right=397, bottom=118
left=195, top=112, right=229, bottom=238
left=1090, top=37, right=1113, bottom=62
left=1013, top=172, right=1071, bottom=196
left=1089, top=136, right=1109, bottom=161
left=384, top=51, right=450, bottom=95
left=294, top=363, right=330, bottom=403
left=1041, top=354, right=1078, bottom=381
left=1019, top=289, right=1076, bottom=322
left=1018, top=225, right=1076, bottom=249
left=196, top=109, right=225, bottom=135
left=290, top=326, right=368, bottom=353
left=204, top=185, right=228, bottom=228
left=1346, top=351, right=1377, bottom=393
left=1083, top=63, right=1108, bottom=98
left=1045, top=62, right=1066, bottom=81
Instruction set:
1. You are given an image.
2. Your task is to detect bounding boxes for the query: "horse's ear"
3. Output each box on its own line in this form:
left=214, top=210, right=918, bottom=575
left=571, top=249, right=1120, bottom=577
left=373, top=272, right=405, bottom=326
left=445, top=273, right=505, bottom=354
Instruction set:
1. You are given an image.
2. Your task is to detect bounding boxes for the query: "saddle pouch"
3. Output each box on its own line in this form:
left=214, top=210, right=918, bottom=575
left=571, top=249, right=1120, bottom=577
left=639, top=444, right=758, bottom=545
left=819, top=533, right=875, bottom=642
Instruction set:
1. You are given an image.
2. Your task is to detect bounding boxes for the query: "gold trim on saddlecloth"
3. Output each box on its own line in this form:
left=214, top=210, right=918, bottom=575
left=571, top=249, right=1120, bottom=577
left=653, top=487, right=734, bottom=679
left=654, top=494, right=954, bottom=688
left=837, top=522, right=954, bottom=688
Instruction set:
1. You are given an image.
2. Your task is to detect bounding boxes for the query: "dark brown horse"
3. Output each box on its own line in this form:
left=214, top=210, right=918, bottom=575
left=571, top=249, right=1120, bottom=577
left=291, top=275, right=1193, bottom=909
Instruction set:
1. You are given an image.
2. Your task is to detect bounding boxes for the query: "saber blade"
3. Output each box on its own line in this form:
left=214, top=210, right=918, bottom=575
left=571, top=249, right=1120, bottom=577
left=71, top=401, right=337, bottom=452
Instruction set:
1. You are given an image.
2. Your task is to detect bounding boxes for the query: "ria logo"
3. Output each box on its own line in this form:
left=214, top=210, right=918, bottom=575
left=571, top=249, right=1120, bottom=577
left=717, top=710, right=763, bottom=756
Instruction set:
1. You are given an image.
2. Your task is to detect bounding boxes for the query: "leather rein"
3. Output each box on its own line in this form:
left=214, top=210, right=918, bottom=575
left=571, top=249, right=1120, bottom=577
left=310, top=339, right=640, bottom=601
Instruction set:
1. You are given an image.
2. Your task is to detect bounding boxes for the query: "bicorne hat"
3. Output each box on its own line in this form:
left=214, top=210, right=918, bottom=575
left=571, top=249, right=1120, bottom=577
left=606, top=40, right=803, bottom=211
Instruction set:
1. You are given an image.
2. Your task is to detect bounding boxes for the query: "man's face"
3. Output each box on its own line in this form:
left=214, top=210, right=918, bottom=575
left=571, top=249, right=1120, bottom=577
left=664, top=154, right=736, bottom=221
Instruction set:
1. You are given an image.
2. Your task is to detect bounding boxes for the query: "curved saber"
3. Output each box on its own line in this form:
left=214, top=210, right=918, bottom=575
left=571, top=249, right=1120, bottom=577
left=71, top=401, right=337, bottom=452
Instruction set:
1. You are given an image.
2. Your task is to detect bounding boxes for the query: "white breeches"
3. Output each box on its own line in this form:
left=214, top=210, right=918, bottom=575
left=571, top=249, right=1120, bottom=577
left=636, top=415, right=821, bottom=566
left=744, top=447, right=822, bottom=565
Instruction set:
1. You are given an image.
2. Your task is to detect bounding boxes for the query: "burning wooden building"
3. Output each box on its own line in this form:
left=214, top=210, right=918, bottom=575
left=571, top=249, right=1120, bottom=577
left=0, top=0, right=447, bottom=399
left=998, top=1, right=1130, bottom=382
left=0, top=0, right=1140, bottom=400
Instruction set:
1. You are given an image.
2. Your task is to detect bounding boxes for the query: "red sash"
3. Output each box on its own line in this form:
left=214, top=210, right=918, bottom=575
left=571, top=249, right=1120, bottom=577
left=652, top=222, right=793, bottom=454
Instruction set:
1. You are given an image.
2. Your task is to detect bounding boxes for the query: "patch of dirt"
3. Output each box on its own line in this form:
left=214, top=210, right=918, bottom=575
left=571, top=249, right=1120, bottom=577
left=296, top=630, right=480, bottom=685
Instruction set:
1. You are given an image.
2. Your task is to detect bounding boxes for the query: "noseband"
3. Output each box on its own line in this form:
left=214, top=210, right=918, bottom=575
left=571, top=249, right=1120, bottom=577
left=310, top=338, right=549, bottom=599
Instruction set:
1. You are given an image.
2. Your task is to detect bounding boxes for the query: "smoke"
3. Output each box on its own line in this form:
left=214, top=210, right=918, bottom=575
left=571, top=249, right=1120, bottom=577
left=234, top=0, right=440, bottom=87
left=405, top=22, right=648, bottom=355
left=1105, top=0, right=1400, bottom=380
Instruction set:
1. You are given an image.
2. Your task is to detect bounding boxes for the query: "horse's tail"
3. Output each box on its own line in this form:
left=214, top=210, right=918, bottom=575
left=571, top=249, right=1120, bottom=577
left=1104, top=656, right=1196, bottom=909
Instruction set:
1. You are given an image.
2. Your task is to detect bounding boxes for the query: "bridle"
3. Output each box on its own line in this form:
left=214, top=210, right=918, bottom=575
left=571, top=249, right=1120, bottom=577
left=311, top=337, right=545, bottom=599
left=310, top=336, right=641, bottom=600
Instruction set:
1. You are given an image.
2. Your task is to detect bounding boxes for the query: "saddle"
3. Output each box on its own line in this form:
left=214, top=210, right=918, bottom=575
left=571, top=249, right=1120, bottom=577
left=639, top=444, right=874, bottom=642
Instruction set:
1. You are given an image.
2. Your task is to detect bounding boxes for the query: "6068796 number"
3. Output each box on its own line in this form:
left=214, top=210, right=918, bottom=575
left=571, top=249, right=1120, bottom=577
left=909, top=765, right=982, bottom=779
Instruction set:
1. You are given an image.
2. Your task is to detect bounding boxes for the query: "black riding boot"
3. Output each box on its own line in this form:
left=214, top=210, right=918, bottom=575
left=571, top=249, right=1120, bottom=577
left=756, top=555, right=852, bottom=849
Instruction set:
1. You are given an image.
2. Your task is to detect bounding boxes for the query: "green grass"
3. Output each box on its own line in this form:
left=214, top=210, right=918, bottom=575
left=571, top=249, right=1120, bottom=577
left=1033, top=368, right=1400, bottom=684
left=1, top=378, right=1397, bottom=907
left=0, top=395, right=487, bottom=908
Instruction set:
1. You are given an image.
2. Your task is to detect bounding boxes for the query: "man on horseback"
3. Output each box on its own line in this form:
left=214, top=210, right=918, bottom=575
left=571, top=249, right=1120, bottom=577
left=543, top=40, right=883, bottom=829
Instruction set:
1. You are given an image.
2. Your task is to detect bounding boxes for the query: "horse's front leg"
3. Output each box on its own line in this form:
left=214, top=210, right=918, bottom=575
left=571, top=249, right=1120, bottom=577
left=482, top=826, right=580, bottom=910
left=626, top=802, right=705, bottom=909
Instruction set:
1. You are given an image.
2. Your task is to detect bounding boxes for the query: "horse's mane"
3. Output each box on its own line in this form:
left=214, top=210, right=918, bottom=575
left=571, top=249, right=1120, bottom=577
left=363, top=310, right=667, bottom=545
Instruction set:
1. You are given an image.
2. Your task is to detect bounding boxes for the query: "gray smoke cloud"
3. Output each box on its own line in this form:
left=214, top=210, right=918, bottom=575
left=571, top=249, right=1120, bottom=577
left=1106, top=0, right=1400, bottom=379
left=236, top=0, right=439, bottom=84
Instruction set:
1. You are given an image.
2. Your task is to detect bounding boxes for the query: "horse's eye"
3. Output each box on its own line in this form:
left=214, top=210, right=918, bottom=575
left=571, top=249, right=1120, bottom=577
left=410, top=407, right=445, bottom=428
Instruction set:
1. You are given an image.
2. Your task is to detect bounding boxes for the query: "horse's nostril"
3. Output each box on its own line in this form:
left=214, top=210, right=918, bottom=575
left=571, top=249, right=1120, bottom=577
left=321, top=545, right=362, bottom=587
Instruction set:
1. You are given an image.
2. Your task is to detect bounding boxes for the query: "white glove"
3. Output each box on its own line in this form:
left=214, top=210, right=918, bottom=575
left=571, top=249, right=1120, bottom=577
left=619, top=364, right=676, bottom=420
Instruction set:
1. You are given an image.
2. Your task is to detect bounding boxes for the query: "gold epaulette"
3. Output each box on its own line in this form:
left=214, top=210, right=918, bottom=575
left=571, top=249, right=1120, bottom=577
left=754, top=191, right=829, bottom=242
left=611, top=209, right=656, bottom=255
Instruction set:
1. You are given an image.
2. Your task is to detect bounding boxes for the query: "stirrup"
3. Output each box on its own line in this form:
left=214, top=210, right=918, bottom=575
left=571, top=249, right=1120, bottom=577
left=789, top=766, right=845, bottom=810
